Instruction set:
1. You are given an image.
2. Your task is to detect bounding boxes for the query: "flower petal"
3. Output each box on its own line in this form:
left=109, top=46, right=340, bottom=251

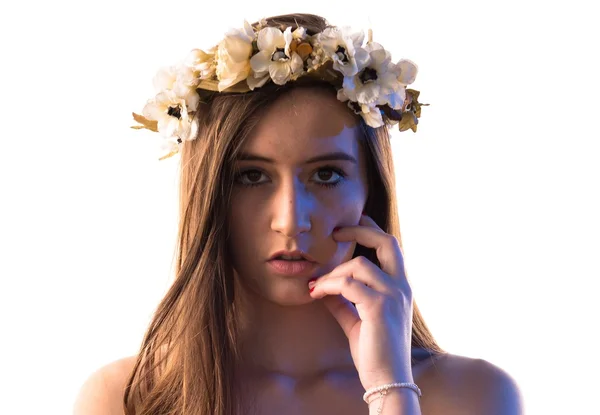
left=247, top=72, right=270, bottom=90
left=396, top=59, right=418, bottom=85
left=218, top=69, right=247, bottom=91
left=353, top=48, right=371, bottom=71
left=153, top=66, right=176, bottom=92
left=292, top=26, right=306, bottom=39
left=223, top=37, right=253, bottom=63
left=337, top=88, right=350, bottom=102
left=250, top=50, right=272, bottom=73
left=257, top=27, right=284, bottom=51
left=290, top=53, right=304, bottom=75
left=356, top=82, right=380, bottom=104
left=347, top=29, right=365, bottom=49
left=269, top=62, right=292, bottom=85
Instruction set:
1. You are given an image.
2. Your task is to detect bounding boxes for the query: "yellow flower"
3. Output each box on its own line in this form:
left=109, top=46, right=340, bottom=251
left=215, top=20, right=255, bottom=92
left=248, top=26, right=304, bottom=89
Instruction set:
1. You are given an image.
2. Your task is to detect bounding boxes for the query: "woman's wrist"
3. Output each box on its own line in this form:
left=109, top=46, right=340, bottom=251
left=367, top=386, right=422, bottom=415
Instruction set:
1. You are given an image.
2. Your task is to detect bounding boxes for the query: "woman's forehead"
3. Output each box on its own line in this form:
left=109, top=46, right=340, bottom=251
left=243, top=88, right=363, bottom=159
left=242, top=123, right=363, bottom=166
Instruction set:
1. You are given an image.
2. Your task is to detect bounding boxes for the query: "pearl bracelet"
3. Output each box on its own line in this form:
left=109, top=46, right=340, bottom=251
left=363, top=382, right=422, bottom=408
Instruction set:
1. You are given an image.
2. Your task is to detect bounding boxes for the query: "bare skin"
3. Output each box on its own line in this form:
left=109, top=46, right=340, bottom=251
left=74, top=88, right=524, bottom=415
left=229, top=87, right=368, bottom=384
left=226, top=87, right=432, bottom=413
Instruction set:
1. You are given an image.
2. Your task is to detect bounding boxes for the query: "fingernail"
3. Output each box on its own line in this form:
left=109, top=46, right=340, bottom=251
left=308, top=279, right=317, bottom=290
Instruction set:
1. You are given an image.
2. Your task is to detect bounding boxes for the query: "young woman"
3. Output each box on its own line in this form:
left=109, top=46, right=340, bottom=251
left=74, top=13, right=523, bottom=415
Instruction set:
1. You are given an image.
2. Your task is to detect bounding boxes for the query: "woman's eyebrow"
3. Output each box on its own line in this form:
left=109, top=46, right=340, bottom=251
left=236, top=151, right=358, bottom=165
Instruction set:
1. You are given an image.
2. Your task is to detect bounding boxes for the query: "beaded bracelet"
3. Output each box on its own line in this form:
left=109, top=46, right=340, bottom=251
left=363, top=382, right=422, bottom=414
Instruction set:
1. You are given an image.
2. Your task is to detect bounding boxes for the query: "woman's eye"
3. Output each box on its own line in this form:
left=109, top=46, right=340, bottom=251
left=236, top=170, right=268, bottom=187
left=235, top=166, right=346, bottom=188
left=312, top=168, right=344, bottom=186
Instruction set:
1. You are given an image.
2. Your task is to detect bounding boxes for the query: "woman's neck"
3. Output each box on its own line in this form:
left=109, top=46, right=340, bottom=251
left=233, top=278, right=357, bottom=382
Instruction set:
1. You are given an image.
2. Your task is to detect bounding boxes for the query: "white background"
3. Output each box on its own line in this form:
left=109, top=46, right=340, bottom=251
left=1, top=0, right=598, bottom=413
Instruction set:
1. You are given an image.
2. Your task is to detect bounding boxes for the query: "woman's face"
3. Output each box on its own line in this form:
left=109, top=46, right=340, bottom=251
left=228, top=88, right=369, bottom=306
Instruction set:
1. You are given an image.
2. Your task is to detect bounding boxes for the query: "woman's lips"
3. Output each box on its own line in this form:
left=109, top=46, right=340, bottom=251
left=267, top=259, right=317, bottom=276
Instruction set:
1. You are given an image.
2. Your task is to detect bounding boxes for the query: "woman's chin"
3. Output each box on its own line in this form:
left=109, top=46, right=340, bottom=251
left=263, top=284, right=318, bottom=306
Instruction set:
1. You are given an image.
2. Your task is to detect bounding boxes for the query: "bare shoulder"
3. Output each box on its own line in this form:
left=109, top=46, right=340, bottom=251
left=420, top=353, right=525, bottom=415
left=73, top=355, right=138, bottom=415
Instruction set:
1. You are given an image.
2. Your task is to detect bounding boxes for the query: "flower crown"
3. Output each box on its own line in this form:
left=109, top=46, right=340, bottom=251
left=132, top=18, right=429, bottom=160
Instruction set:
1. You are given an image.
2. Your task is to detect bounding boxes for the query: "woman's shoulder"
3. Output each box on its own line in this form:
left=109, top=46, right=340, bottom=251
left=415, top=351, right=524, bottom=414
left=73, top=355, right=138, bottom=415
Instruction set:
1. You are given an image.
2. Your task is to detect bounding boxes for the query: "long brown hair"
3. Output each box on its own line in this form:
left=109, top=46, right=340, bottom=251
left=123, top=13, right=446, bottom=415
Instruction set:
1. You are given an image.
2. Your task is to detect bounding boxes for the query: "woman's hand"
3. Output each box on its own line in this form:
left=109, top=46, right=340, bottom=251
left=308, top=214, right=414, bottom=392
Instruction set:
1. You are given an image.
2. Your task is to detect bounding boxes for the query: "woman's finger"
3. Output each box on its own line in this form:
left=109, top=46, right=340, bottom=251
left=309, top=274, right=388, bottom=332
left=310, top=274, right=380, bottom=305
left=333, top=215, right=406, bottom=279
left=314, top=255, right=397, bottom=294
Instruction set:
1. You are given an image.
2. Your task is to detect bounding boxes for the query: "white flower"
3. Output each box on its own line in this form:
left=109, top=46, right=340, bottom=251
left=338, top=42, right=404, bottom=109
left=359, top=104, right=384, bottom=128
left=248, top=26, right=303, bottom=89
left=151, top=66, right=175, bottom=92
left=152, top=65, right=200, bottom=112
left=317, top=26, right=370, bottom=77
left=215, top=20, right=256, bottom=91
left=336, top=88, right=384, bottom=128
left=393, top=58, right=418, bottom=86
left=142, top=90, right=197, bottom=141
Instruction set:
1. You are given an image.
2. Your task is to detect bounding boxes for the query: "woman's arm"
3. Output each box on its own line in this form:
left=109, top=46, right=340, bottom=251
left=369, top=387, right=422, bottom=415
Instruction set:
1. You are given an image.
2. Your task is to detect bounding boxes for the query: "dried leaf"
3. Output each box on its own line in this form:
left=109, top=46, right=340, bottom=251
left=398, top=111, right=418, bottom=132
left=131, top=112, right=158, bottom=132
left=159, top=149, right=179, bottom=161
left=197, top=78, right=251, bottom=93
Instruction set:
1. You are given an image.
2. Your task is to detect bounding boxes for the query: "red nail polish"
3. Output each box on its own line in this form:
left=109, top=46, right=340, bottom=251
left=308, top=277, right=317, bottom=293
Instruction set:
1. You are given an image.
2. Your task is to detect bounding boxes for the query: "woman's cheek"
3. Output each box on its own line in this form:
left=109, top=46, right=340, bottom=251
left=327, top=183, right=365, bottom=217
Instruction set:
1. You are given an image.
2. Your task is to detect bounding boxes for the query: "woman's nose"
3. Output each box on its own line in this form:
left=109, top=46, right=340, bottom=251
left=270, top=178, right=312, bottom=237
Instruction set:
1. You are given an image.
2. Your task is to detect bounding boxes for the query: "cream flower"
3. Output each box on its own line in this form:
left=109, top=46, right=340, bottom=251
left=184, top=46, right=217, bottom=80
left=359, top=104, right=385, bottom=128
left=142, top=90, right=197, bottom=141
left=338, top=42, right=403, bottom=109
left=317, top=26, right=370, bottom=77
left=152, top=66, right=178, bottom=92
left=215, top=20, right=256, bottom=91
left=394, top=58, right=419, bottom=86
left=152, top=65, right=200, bottom=112
left=248, top=26, right=304, bottom=89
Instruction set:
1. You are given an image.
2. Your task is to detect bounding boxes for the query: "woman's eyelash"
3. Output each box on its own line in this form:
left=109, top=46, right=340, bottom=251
left=235, top=165, right=347, bottom=189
